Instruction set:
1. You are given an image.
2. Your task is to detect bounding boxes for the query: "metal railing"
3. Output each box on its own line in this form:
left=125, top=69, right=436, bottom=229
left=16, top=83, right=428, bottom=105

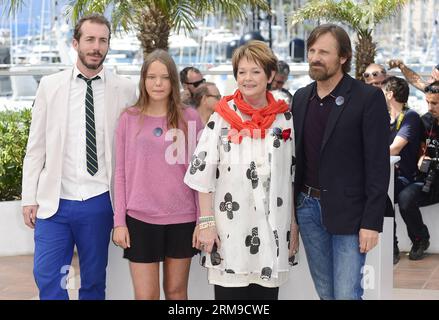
left=0, top=63, right=434, bottom=115
left=0, top=63, right=435, bottom=77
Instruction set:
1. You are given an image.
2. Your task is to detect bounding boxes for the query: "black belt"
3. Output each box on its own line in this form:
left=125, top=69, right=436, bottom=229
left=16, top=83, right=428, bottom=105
left=301, top=185, right=321, bottom=199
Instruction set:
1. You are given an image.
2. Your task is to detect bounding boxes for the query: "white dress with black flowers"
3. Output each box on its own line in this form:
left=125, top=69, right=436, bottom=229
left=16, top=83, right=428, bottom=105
left=184, top=99, right=295, bottom=288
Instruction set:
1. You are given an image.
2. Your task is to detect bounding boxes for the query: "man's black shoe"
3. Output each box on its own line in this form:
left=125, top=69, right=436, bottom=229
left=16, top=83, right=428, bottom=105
left=409, top=238, right=430, bottom=260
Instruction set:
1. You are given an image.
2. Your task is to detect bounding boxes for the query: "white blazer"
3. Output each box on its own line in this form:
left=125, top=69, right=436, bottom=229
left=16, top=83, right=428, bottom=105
left=21, top=68, right=137, bottom=219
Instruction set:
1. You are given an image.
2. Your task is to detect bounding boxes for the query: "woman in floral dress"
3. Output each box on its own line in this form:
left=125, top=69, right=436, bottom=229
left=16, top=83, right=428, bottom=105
left=184, top=40, right=299, bottom=300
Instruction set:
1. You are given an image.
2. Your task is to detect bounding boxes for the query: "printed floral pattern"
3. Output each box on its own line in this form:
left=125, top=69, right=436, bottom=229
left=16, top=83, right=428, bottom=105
left=245, top=227, right=261, bottom=254
left=274, top=230, right=279, bottom=257
left=189, top=151, right=207, bottom=175
left=263, top=177, right=271, bottom=194
left=221, top=138, right=231, bottom=152
left=261, top=267, right=272, bottom=280
left=291, top=156, right=296, bottom=176
left=207, top=121, right=215, bottom=130
left=273, top=136, right=280, bottom=148
left=272, top=127, right=292, bottom=147
left=277, top=197, right=283, bottom=207
left=220, top=128, right=231, bottom=152
left=246, top=161, right=259, bottom=189
left=219, top=192, right=240, bottom=219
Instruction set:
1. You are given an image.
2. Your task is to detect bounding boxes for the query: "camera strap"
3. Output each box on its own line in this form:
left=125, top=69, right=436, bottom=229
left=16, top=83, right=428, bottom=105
left=391, top=108, right=407, bottom=133
left=395, top=111, right=405, bottom=131
left=424, top=121, right=436, bottom=156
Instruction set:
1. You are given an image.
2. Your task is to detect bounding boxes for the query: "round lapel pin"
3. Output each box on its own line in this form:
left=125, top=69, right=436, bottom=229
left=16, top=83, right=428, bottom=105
left=335, top=96, right=345, bottom=106
left=153, top=127, right=163, bottom=137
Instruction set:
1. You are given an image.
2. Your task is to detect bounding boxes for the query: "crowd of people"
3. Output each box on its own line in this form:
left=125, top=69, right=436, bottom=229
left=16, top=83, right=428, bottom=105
left=20, top=13, right=439, bottom=301
left=363, top=60, right=439, bottom=265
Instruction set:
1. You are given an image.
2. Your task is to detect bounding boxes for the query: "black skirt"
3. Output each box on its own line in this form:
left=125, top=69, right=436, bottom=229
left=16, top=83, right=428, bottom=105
left=123, top=214, right=198, bottom=263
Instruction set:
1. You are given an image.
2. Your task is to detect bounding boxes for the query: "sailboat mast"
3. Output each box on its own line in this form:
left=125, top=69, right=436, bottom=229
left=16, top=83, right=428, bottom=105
left=39, top=0, right=46, bottom=63
left=9, top=15, right=13, bottom=64
left=27, top=0, right=33, bottom=40
left=403, top=0, right=412, bottom=62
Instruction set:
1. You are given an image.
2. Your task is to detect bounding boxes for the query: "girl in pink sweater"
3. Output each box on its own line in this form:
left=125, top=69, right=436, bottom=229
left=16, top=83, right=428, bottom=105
left=113, top=49, right=202, bottom=300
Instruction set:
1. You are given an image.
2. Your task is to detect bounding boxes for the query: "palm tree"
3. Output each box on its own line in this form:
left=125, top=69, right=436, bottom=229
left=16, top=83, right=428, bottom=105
left=291, top=0, right=407, bottom=79
left=4, top=0, right=270, bottom=59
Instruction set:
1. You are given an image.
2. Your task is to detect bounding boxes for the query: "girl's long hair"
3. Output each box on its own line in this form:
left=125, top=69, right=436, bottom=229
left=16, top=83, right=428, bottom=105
left=132, top=49, right=187, bottom=134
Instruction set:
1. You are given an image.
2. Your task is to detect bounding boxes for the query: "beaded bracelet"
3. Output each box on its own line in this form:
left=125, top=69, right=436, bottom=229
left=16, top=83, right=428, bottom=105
left=199, top=221, right=216, bottom=230
left=198, top=215, right=215, bottom=223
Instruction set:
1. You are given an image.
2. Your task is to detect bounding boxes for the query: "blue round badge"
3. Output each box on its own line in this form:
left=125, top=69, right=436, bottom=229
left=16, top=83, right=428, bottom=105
left=335, top=96, right=345, bottom=106
left=153, top=127, right=163, bottom=137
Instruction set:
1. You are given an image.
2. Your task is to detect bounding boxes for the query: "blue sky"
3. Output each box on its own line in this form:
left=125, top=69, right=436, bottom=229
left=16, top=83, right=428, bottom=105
left=1, top=0, right=67, bottom=36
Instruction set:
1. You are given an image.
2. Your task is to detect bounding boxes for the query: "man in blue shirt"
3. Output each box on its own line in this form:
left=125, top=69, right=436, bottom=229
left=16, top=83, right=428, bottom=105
left=382, top=76, right=422, bottom=264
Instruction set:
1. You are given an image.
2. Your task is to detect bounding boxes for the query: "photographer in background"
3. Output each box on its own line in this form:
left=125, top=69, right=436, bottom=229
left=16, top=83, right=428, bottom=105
left=383, top=76, right=422, bottom=264
left=363, top=63, right=387, bottom=88
left=180, top=66, right=205, bottom=107
left=269, top=60, right=293, bottom=107
left=397, top=81, right=439, bottom=260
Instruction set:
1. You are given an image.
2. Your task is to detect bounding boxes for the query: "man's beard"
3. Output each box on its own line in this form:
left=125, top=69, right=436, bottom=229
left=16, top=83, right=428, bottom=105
left=308, top=62, right=338, bottom=81
left=78, top=50, right=106, bottom=70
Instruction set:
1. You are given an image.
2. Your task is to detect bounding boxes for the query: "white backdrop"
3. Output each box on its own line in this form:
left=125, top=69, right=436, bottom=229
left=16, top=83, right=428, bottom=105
left=0, top=200, right=34, bottom=256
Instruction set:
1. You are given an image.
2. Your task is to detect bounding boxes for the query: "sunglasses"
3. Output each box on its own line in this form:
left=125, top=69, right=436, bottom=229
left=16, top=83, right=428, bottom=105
left=186, top=78, right=206, bottom=88
left=363, top=70, right=386, bottom=79
left=425, top=85, right=439, bottom=94
left=272, top=79, right=285, bottom=86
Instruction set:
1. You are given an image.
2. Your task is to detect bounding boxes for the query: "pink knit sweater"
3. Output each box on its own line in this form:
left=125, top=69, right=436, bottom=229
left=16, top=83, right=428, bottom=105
left=114, top=106, right=202, bottom=227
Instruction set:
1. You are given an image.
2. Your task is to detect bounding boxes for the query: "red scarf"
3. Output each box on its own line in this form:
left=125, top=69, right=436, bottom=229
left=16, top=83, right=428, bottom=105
left=215, top=90, right=288, bottom=144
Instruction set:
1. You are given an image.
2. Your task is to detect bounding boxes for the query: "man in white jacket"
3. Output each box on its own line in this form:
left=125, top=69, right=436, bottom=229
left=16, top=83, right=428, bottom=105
left=21, top=14, right=137, bottom=300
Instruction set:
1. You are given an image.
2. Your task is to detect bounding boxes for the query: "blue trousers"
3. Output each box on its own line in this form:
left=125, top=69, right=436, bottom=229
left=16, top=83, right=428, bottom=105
left=33, top=192, right=113, bottom=300
left=296, top=192, right=366, bottom=300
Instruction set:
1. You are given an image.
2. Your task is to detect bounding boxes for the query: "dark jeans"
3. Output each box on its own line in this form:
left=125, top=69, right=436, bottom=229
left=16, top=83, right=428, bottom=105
left=397, top=182, right=435, bottom=242
left=214, top=284, right=279, bottom=300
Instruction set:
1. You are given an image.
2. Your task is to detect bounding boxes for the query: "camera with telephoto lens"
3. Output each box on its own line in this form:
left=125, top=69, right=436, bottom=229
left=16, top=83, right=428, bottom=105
left=420, top=146, right=439, bottom=193
left=422, top=161, right=437, bottom=193
left=420, top=159, right=432, bottom=173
